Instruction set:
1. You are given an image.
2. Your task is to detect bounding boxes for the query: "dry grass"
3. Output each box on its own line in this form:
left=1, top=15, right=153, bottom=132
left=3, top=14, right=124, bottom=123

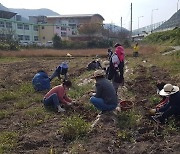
left=0, top=45, right=158, bottom=57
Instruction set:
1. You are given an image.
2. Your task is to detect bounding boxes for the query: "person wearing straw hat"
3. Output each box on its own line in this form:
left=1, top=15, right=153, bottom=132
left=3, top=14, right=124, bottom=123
left=89, top=70, right=118, bottom=112
left=152, top=83, right=180, bottom=124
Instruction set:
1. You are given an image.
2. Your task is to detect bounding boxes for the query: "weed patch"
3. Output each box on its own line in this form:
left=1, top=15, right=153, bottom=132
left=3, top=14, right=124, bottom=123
left=117, top=110, right=142, bottom=129
left=59, top=115, right=90, bottom=140
left=0, top=131, right=18, bottom=153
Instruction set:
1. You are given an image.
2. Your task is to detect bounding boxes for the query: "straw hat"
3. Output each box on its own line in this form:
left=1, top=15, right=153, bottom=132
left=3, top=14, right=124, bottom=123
left=159, top=84, right=179, bottom=96
left=91, top=70, right=105, bottom=79
left=102, top=60, right=109, bottom=68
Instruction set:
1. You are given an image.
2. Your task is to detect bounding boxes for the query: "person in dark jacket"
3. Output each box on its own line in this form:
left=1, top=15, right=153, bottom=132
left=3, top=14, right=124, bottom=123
left=49, top=62, right=68, bottom=81
left=153, top=84, right=180, bottom=124
left=89, top=70, right=118, bottom=111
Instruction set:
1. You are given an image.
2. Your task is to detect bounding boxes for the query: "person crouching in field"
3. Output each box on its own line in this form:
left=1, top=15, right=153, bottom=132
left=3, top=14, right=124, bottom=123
left=43, top=80, right=73, bottom=112
left=150, top=84, right=180, bottom=124
left=49, top=62, right=68, bottom=81
left=89, top=70, right=118, bottom=112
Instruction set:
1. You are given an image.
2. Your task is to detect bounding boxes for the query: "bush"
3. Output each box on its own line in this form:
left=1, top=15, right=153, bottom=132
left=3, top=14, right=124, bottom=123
left=60, top=115, right=90, bottom=140
left=117, top=110, right=142, bottom=129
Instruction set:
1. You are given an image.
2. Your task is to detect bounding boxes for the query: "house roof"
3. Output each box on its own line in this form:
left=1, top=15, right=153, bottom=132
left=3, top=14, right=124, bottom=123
left=47, top=14, right=104, bottom=20
left=0, top=10, right=17, bottom=19
left=0, top=3, right=17, bottom=19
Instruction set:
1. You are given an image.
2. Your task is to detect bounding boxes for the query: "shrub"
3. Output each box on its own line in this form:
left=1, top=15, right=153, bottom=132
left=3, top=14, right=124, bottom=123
left=117, top=110, right=142, bottom=129
left=60, top=115, right=90, bottom=140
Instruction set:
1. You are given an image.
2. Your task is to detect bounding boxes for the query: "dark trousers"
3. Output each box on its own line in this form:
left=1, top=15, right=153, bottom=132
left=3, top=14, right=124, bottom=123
left=159, top=107, right=180, bottom=123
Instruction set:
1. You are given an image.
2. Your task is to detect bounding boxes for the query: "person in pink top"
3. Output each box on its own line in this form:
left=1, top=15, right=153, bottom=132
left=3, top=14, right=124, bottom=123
left=114, top=43, right=125, bottom=84
left=43, top=80, right=73, bottom=112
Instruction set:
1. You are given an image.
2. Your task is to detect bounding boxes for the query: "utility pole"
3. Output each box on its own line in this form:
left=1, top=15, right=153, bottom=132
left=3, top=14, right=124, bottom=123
left=130, top=3, right=132, bottom=40
left=121, top=17, right=122, bottom=32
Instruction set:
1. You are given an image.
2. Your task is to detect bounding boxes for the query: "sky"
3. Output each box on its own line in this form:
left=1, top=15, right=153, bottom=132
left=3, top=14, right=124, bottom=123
left=0, top=0, right=179, bottom=30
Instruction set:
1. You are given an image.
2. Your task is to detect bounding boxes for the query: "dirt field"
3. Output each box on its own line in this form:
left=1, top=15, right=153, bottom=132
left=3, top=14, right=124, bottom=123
left=0, top=48, right=180, bottom=154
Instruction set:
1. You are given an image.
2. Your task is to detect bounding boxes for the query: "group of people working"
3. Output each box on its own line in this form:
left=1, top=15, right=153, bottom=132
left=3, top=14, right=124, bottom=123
left=41, top=43, right=180, bottom=124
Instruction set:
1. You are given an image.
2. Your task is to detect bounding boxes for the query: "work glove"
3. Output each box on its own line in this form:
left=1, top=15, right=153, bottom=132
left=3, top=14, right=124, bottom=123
left=149, top=108, right=157, bottom=115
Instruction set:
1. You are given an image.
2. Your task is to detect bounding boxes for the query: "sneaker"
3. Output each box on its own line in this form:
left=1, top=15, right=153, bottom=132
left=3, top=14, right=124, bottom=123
left=66, top=102, right=72, bottom=106
left=58, top=107, right=65, bottom=112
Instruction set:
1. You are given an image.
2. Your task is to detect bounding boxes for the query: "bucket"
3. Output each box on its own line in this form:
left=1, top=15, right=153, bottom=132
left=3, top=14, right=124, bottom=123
left=119, top=101, right=133, bottom=111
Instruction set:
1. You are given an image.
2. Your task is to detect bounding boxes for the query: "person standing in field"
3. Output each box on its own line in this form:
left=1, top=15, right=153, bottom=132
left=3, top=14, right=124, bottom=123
left=133, top=42, right=139, bottom=57
left=107, top=43, right=125, bottom=95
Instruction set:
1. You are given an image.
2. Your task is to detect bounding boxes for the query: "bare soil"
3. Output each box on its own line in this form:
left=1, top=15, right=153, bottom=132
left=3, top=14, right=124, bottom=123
left=0, top=55, right=180, bottom=154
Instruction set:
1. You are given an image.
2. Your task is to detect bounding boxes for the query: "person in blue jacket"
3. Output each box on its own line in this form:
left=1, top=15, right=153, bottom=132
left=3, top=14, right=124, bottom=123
left=32, top=70, right=50, bottom=91
left=49, top=62, right=68, bottom=81
left=154, top=83, right=180, bottom=124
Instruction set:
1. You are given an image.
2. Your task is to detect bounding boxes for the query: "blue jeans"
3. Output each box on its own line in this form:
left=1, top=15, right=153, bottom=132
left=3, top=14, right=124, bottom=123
left=43, top=93, right=60, bottom=110
left=90, top=96, right=117, bottom=111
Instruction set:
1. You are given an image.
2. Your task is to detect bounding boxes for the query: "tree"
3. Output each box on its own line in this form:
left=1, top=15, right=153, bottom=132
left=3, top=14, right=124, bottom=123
left=78, top=23, right=103, bottom=38
left=52, top=34, right=62, bottom=48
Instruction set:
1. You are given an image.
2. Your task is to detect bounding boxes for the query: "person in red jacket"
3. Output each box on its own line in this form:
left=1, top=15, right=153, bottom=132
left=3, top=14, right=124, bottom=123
left=114, top=43, right=125, bottom=84
left=43, top=80, right=73, bottom=112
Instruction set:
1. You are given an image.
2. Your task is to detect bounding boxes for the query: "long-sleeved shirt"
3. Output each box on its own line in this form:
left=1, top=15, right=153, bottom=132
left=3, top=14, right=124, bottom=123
left=115, top=46, right=125, bottom=62
left=44, top=85, right=72, bottom=104
left=159, top=91, right=180, bottom=112
left=95, top=78, right=118, bottom=105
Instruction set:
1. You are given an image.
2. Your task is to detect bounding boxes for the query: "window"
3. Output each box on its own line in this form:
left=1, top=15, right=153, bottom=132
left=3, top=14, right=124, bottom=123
left=61, top=27, right=66, bottom=31
left=24, top=24, right=29, bottom=30
left=34, top=36, right=39, bottom=41
left=0, top=34, right=5, bottom=39
left=6, top=22, right=12, bottom=28
left=41, top=26, right=44, bottom=29
left=72, top=31, right=77, bottom=35
left=0, top=21, right=5, bottom=28
left=18, top=35, right=23, bottom=40
left=33, top=25, right=38, bottom=31
left=17, top=23, right=23, bottom=29
left=56, top=26, right=59, bottom=29
left=61, top=32, right=66, bottom=37
left=24, top=35, right=30, bottom=41
left=42, top=36, right=45, bottom=39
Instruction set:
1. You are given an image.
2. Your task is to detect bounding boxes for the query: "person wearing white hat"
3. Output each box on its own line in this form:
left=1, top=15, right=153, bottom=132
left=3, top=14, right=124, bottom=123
left=89, top=70, right=118, bottom=112
left=154, top=83, right=180, bottom=124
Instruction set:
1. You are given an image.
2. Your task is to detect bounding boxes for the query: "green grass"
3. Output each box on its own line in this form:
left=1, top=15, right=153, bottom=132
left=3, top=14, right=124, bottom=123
left=0, top=57, right=25, bottom=63
left=0, top=91, right=19, bottom=102
left=0, top=110, right=11, bottom=120
left=22, top=107, right=51, bottom=127
left=0, top=131, right=18, bottom=153
left=143, top=28, right=180, bottom=46
left=150, top=52, right=180, bottom=75
left=117, top=110, right=142, bottom=130
left=14, top=100, right=30, bottom=109
left=69, top=83, right=93, bottom=99
left=59, top=115, right=90, bottom=140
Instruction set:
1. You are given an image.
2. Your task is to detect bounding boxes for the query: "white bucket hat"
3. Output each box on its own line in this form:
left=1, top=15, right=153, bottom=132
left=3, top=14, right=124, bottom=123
left=159, top=84, right=179, bottom=96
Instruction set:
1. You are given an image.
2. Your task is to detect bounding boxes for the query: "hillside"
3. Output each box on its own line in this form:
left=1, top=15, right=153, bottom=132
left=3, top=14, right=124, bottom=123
left=155, top=9, right=180, bottom=30
left=143, top=28, right=180, bottom=46
left=9, top=8, right=60, bottom=19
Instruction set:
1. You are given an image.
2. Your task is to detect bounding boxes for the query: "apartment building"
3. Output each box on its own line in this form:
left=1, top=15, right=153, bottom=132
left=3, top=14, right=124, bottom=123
left=0, top=8, right=40, bottom=43
left=29, top=14, right=104, bottom=43
left=0, top=4, right=104, bottom=44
